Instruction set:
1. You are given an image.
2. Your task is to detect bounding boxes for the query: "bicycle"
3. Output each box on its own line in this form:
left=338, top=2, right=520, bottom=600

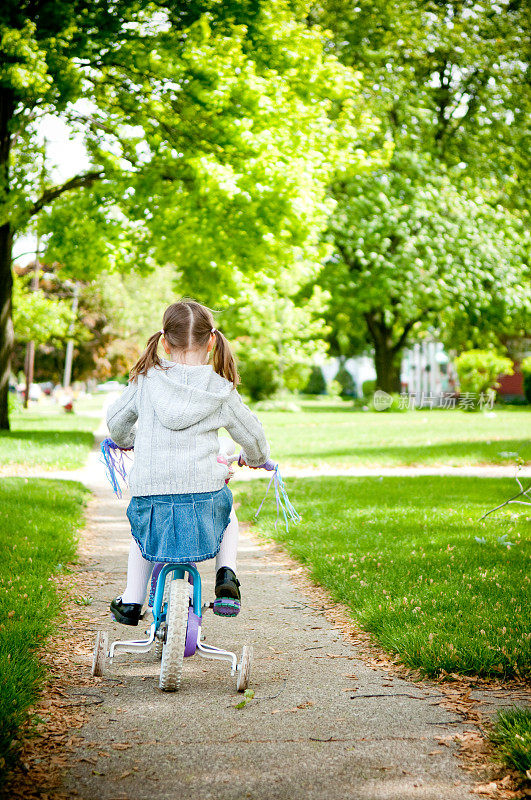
left=94, top=441, right=298, bottom=692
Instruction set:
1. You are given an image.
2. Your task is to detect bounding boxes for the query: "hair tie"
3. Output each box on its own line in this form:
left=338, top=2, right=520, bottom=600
left=160, top=329, right=164, bottom=335
left=211, top=328, right=216, bottom=334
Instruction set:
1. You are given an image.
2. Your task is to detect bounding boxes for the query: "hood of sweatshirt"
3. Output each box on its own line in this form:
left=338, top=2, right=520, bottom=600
left=145, top=360, right=233, bottom=430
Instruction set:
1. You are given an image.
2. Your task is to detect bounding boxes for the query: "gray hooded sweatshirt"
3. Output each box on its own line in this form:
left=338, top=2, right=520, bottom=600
left=106, top=360, right=270, bottom=496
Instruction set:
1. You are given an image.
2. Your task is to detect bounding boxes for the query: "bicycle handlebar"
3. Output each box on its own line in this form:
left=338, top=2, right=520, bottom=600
left=110, top=441, right=276, bottom=472
left=235, top=454, right=277, bottom=471
left=257, top=458, right=277, bottom=471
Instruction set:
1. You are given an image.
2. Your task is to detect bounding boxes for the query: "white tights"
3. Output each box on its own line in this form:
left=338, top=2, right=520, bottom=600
left=121, top=508, right=240, bottom=605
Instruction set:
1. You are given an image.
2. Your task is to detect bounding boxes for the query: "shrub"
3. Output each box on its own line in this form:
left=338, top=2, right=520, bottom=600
left=327, top=379, right=342, bottom=398
left=334, top=366, right=357, bottom=397
left=304, top=365, right=327, bottom=395
left=283, top=362, right=312, bottom=395
left=239, top=356, right=282, bottom=401
left=362, top=379, right=375, bottom=397
left=454, top=350, right=513, bottom=400
left=521, top=356, right=531, bottom=404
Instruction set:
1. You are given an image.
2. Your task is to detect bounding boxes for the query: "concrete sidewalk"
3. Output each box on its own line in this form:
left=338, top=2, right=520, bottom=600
left=52, top=448, right=478, bottom=800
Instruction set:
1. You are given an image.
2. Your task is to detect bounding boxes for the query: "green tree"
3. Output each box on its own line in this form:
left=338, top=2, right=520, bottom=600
left=81, top=7, right=367, bottom=300
left=334, top=365, right=356, bottom=397
left=2, top=1, right=373, bottom=428
left=221, top=268, right=330, bottom=399
left=304, top=365, right=327, bottom=395
left=12, top=272, right=74, bottom=345
left=313, top=0, right=530, bottom=388
left=323, top=156, right=529, bottom=392
left=12, top=264, right=179, bottom=384
left=0, top=0, right=153, bottom=427
left=314, top=0, right=529, bottom=210
left=521, top=357, right=531, bottom=404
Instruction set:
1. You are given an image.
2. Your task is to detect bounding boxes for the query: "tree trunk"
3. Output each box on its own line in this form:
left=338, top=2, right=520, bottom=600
left=364, top=311, right=403, bottom=394
left=0, top=222, right=13, bottom=429
left=0, top=89, right=14, bottom=430
left=23, top=340, right=35, bottom=408
left=374, top=342, right=402, bottom=393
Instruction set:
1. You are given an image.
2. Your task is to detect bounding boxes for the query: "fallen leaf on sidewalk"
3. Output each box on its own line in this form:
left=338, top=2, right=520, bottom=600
left=471, top=782, right=499, bottom=796
left=111, top=743, right=132, bottom=751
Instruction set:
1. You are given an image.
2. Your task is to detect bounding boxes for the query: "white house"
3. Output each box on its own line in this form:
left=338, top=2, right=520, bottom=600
left=320, top=339, right=455, bottom=403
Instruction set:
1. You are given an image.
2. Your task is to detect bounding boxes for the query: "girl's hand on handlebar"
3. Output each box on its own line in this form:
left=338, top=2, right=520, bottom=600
left=238, top=455, right=276, bottom=471
left=259, top=458, right=277, bottom=471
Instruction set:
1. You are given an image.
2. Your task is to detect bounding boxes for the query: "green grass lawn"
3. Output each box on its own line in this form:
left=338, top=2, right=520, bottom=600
left=0, top=478, right=88, bottom=780
left=489, top=707, right=531, bottom=775
left=256, top=403, right=530, bottom=467
left=236, top=475, right=530, bottom=679
left=0, top=396, right=104, bottom=470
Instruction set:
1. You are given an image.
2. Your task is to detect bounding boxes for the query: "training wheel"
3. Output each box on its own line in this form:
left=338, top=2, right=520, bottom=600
left=236, top=645, right=253, bottom=692
left=91, top=631, right=108, bottom=677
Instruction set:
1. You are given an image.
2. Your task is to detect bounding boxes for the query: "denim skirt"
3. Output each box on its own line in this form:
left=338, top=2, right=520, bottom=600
left=126, top=485, right=233, bottom=564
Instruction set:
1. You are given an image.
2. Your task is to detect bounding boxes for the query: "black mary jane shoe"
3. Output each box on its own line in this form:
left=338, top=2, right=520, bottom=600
left=215, top=567, right=241, bottom=601
left=110, top=596, right=142, bottom=626
left=214, top=567, right=241, bottom=618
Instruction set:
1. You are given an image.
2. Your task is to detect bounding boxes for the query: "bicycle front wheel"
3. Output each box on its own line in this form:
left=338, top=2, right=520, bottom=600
left=159, top=578, right=189, bottom=691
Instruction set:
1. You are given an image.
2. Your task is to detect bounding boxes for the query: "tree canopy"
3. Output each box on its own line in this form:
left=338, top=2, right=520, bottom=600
left=1, top=0, right=376, bottom=426
left=313, top=0, right=529, bottom=210
left=322, top=153, right=529, bottom=391
left=312, top=0, right=530, bottom=389
left=2, top=0, right=528, bottom=410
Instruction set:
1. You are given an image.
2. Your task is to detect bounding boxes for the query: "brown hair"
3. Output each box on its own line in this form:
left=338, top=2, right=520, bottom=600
left=129, top=299, right=240, bottom=387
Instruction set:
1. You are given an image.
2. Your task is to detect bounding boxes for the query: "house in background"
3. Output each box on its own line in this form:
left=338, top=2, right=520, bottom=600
left=400, top=341, right=456, bottom=401
left=320, top=337, right=528, bottom=404
left=321, top=340, right=454, bottom=403
left=497, top=337, right=531, bottom=401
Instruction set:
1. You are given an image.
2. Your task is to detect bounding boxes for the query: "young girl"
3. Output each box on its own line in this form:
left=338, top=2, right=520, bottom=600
left=106, top=299, right=270, bottom=626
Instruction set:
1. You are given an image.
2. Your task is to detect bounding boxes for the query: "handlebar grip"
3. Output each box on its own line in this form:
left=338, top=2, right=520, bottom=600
left=105, top=438, right=133, bottom=452
left=237, top=454, right=277, bottom=471
left=259, top=458, right=277, bottom=471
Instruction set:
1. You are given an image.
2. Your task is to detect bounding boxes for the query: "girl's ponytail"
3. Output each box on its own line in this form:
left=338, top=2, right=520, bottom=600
left=212, top=329, right=240, bottom=388
left=129, top=330, right=164, bottom=382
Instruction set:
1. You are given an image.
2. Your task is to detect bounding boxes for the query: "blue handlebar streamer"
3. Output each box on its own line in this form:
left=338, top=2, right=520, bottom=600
left=100, top=438, right=132, bottom=498
left=254, top=465, right=300, bottom=532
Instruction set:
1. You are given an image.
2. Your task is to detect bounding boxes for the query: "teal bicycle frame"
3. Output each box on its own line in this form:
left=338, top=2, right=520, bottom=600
left=151, top=562, right=202, bottom=625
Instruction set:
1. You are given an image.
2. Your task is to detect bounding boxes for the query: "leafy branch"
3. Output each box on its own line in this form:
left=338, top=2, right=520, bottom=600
left=28, top=171, right=105, bottom=219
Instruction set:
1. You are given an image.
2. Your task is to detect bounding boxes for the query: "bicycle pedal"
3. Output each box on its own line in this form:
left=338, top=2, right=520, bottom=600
left=212, top=597, right=241, bottom=617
